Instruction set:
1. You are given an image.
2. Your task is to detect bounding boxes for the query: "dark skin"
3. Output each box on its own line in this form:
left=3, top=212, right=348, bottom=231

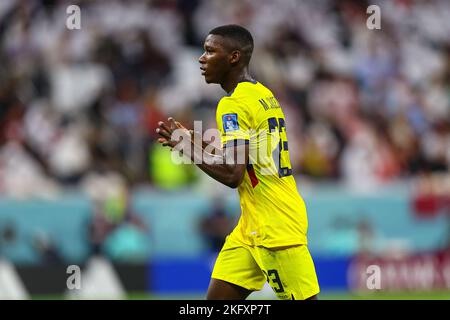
left=156, top=34, right=317, bottom=300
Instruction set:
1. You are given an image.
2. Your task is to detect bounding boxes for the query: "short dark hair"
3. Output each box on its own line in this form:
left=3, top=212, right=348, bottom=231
left=208, top=24, right=254, bottom=65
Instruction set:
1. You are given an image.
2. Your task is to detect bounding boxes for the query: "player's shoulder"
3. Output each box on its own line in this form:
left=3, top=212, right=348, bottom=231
left=234, top=80, right=271, bottom=98
left=220, top=81, right=269, bottom=105
left=217, top=94, right=239, bottom=113
left=217, top=81, right=276, bottom=120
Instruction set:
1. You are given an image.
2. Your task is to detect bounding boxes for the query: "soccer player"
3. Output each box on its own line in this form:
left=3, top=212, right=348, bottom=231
left=156, top=24, right=319, bottom=300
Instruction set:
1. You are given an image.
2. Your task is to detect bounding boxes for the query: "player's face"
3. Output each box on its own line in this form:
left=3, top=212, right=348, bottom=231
left=199, top=34, right=231, bottom=84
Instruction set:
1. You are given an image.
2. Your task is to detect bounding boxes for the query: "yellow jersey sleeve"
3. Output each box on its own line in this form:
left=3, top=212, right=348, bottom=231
left=216, top=97, right=252, bottom=148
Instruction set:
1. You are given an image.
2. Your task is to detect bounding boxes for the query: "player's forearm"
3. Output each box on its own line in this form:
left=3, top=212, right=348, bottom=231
left=190, top=142, right=242, bottom=188
left=197, top=161, right=242, bottom=188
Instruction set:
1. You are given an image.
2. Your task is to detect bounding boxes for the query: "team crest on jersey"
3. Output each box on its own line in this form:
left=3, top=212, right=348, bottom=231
left=223, top=113, right=239, bottom=132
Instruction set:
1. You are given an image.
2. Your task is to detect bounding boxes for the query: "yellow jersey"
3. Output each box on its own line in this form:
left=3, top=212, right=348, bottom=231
left=216, top=80, right=308, bottom=248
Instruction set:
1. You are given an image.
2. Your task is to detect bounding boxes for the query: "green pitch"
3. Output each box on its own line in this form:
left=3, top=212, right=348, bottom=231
left=31, top=291, right=450, bottom=300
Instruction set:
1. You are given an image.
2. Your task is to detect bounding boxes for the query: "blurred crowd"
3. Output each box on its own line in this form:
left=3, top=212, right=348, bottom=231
left=0, top=0, right=449, bottom=200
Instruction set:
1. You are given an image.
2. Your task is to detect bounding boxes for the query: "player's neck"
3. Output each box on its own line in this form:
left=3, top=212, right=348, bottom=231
left=221, top=68, right=253, bottom=94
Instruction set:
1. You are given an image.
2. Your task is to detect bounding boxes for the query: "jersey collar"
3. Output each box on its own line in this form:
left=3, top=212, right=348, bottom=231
left=226, top=79, right=258, bottom=97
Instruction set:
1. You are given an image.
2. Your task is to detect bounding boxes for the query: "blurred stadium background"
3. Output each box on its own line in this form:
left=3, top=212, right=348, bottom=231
left=0, top=0, right=449, bottom=300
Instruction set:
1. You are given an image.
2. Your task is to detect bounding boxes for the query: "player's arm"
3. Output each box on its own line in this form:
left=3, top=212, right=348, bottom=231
left=156, top=118, right=248, bottom=188
left=194, top=139, right=248, bottom=188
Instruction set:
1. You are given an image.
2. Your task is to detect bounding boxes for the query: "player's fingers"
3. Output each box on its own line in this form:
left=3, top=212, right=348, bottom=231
left=168, top=117, right=178, bottom=130
left=162, top=141, right=177, bottom=149
left=156, top=128, right=171, bottom=140
left=158, top=121, right=172, bottom=134
left=175, top=121, right=184, bottom=129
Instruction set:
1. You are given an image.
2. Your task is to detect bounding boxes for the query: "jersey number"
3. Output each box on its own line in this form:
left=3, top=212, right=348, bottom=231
left=267, top=269, right=285, bottom=293
left=268, top=117, right=292, bottom=177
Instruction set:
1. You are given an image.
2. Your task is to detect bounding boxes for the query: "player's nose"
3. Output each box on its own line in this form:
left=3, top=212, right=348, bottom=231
left=198, top=53, right=206, bottom=64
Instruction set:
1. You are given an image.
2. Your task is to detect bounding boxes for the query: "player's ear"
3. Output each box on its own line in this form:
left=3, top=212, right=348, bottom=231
left=229, top=50, right=240, bottom=64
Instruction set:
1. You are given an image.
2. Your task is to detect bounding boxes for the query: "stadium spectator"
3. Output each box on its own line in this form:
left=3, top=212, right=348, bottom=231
left=87, top=184, right=151, bottom=263
left=199, top=198, right=235, bottom=254
left=31, top=230, right=64, bottom=266
left=0, top=221, right=17, bottom=259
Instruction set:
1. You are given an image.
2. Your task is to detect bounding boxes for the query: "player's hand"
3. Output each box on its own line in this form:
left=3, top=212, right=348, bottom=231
left=156, top=117, right=191, bottom=149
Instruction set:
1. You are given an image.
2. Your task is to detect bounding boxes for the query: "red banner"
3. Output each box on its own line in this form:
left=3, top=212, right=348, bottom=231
left=349, top=251, right=450, bottom=292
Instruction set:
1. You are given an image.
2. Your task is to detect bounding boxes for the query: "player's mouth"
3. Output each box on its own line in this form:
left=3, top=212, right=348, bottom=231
left=200, top=66, right=206, bottom=76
